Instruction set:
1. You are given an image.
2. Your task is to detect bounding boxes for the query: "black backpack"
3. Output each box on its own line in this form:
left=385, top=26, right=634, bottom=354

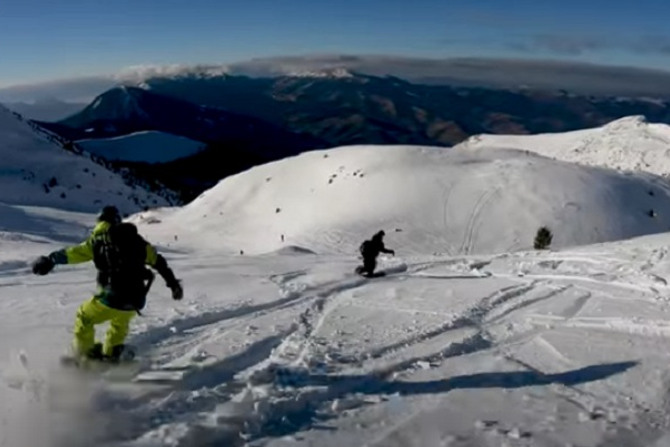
left=92, top=223, right=153, bottom=309
left=359, top=240, right=371, bottom=257
left=93, top=223, right=145, bottom=272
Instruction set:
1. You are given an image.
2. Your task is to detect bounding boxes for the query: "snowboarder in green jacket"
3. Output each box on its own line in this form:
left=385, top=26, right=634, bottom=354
left=31, top=206, right=183, bottom=362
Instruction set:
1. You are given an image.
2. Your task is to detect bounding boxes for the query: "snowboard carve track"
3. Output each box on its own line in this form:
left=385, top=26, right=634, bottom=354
left=465, top=187, right=501, bottom=255
left=459, top=187, right=500, bottom=255
left=130, top=291, right=308, bottom=350
left=66, top=301, right=605, bottom=445
left=269, top=269, right=309, bottom=285
left=526, top=315, right=670, bottom=338
left=496, top=272, right=658, bottom=295
left=358, top=282, right=538, bottom=363
left=129, top=269, right=359, bottom=358
left=133, top=273, right=542, bottom=444
left=40, top=253, right=667, bottom=447
left=440, top=181, right=456, bottom=255
left=269, top=276, right=536, bottom=372
left=559, top=291, right=593, bottom=320
left=242, top=270, right=384, bottom=368
left=211, top=331, right=497, bottom=445
left=485, top=284, right=570, bottom=324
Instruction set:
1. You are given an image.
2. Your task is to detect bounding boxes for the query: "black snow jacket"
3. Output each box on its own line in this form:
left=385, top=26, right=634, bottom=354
left=359, top=231, right=395, bottom=259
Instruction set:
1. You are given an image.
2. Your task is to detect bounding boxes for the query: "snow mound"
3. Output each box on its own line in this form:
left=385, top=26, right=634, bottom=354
left=461, top=116, right=670, bottom=177
left=0, top=104, right=167, bottom=218
left=76, top=131, right=206, bottom=163
left=272, top=245, right=318, bottom=255
left=135, top=144, right=670, bottom=256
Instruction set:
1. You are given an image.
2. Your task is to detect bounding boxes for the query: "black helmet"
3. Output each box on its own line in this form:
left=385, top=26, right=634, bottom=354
left=373, top=230, right=385, bottom=239
left=98, top=205, right=121, bottom=224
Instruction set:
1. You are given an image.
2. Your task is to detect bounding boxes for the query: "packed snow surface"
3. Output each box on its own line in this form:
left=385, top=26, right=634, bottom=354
left=136, top=144, right=670, bottom=256
left=461, top=116, right=670, bottom=177
left=76, top=131, right=206, bottom=163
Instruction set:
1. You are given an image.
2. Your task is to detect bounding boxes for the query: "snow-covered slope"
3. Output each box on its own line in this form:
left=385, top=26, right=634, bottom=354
left=8, top=127, right=670, bottom=446
left=461, top=116, right=670, bottom=177
left=0, top=104, right=168, bottom=218
left=76, top=131, right=206, bottom=163
left=134, top=144, right=670, bottom=256
left=4, top=210, right=670, bottom=446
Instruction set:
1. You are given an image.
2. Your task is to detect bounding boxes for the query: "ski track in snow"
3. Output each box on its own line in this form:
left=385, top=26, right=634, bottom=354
left=5, top=239, right=670, bottom=446
left=459, top=186, right=501, bottom=255
left=9, top=251, right=667, bottom=444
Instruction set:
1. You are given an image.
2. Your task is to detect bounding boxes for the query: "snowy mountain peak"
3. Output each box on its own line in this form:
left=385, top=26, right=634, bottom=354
left=67, top=86, right=157, bottom=129
left=115, top=64, right=232, bottom=84
left=107, top=86, right=148, bottom=118
left=284, top=68, right=356, bottom=79
left=602, top=115, right=648, bottom=131
left=462, top=116, right=670, bottom=177
left=115, top=63, right=360, bottom=84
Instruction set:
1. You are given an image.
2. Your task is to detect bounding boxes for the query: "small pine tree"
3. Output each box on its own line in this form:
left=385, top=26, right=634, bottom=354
left=534, top=226, right=553, bottom=250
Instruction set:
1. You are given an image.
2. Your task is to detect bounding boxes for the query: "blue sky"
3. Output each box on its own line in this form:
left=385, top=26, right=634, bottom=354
left=1, top=0, right=670, bottom=86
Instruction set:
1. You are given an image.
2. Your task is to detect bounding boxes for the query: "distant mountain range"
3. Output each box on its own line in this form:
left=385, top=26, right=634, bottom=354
left=6, top=56, right=670, bottom=104
left=5, top=98, right=87, bottom=121
left=136, top=71, right=670, bottom=145
left=33, top=71, right=670, bottom=201
left=36, top=86, right=325, bottom=200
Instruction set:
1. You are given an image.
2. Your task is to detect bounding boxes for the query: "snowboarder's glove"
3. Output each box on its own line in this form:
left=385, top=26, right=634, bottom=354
left=388, top=250, right=396, bottom=256
left=32, top=255, right=55, bottom=275
left=168, top=280, right=183, bottom=300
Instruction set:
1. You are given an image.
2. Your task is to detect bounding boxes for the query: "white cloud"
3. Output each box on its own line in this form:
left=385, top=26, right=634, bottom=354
left=114, top=64, right=232, bottom=83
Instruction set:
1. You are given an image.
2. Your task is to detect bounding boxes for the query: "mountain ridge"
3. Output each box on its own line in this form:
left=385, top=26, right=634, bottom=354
left=93, top=73, right=670, bottom=148
left=0, top=104, right=171, bottom=220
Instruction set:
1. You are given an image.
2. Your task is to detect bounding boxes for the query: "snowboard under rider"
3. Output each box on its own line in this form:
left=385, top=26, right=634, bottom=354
left=31, top=206, right=183, bottom=362
left=356, top=230, right=395, bottom=277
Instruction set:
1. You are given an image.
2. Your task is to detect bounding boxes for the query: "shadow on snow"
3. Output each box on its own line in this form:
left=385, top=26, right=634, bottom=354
left=257, top=360, right=638, bottom=439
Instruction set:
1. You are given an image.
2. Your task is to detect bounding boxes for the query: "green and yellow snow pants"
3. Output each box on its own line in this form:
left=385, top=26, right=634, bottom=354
left=73, top=297, right=136, bottom=357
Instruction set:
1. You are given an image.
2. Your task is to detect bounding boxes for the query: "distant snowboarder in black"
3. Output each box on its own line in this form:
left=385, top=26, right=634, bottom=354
left=355, top=230, right=395, bottom=277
